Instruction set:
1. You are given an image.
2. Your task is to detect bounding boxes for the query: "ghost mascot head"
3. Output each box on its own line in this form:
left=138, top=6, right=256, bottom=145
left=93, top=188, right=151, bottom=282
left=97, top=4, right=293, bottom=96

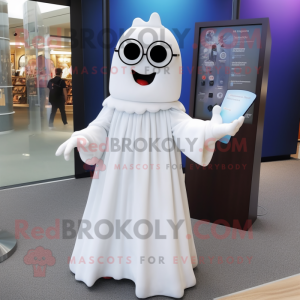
left=110, top=13, right=182, bottom=103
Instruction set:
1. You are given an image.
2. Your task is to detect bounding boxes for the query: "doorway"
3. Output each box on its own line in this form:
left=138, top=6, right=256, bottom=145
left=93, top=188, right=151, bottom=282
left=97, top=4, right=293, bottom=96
left=0, top=0, right=74, bottom=188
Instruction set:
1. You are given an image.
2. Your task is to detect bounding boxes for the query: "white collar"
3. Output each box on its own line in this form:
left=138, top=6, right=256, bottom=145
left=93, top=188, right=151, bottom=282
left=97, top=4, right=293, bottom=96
left=103, top=96, right=185, bottom=115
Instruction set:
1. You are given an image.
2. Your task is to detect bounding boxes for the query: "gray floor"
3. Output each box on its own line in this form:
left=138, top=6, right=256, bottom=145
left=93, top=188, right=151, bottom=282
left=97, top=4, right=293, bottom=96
left=0, top=108, right=74, bottom=188
left=0, top=159, right=299, bottom=300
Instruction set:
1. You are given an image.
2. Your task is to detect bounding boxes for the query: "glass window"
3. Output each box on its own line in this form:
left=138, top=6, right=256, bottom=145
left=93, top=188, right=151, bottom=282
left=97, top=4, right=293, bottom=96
left=0, top=1, right=74, bottom=188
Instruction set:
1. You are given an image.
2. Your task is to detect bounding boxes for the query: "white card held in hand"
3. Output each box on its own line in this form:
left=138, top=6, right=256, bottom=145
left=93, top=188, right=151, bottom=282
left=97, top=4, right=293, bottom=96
left=219, top=90, right=257, bottom=144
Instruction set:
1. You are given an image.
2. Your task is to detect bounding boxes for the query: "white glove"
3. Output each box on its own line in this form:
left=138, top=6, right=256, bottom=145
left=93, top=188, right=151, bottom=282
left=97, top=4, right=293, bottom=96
left=55, top=135, right=89, bottom=161
left=210, top=105, right=245, bottom=141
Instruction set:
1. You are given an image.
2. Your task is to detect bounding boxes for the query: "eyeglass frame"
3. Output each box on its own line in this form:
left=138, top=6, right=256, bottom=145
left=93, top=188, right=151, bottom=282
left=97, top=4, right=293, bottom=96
left=114, top=38, right=180, bottom=68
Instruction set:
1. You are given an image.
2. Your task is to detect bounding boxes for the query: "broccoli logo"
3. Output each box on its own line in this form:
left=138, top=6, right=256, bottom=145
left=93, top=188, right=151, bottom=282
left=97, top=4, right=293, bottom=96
left=23, top=246, right=56, bottom=277
left=83, top=158, right=106, bottom=179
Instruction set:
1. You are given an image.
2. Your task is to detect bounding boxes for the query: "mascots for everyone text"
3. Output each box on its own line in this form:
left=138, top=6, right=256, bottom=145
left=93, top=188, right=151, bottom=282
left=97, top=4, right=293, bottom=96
left=56, top=13, right=244, bottom=298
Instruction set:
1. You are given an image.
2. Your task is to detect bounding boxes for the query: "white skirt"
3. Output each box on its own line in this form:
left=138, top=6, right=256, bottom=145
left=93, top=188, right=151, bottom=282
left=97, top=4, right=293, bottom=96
left=70, top=107, right=213, bottom=298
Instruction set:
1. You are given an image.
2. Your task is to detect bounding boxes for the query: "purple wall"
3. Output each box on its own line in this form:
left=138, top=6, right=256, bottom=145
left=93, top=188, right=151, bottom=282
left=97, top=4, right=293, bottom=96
left=240, top=0, right=300, bottom=157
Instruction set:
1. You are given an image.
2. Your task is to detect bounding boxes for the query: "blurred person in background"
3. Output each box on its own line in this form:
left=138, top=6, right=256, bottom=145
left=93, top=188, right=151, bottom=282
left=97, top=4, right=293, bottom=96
left=48, top=68, right=68, bottom=129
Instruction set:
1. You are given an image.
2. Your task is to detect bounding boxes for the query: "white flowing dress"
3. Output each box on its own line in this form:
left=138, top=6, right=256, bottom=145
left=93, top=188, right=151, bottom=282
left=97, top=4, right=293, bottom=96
left=69, top=96, right=216, bottom=298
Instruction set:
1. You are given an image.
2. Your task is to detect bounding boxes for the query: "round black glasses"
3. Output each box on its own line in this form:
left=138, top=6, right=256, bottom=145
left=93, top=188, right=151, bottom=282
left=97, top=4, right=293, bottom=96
left=114, top=39, right=180, bottom=68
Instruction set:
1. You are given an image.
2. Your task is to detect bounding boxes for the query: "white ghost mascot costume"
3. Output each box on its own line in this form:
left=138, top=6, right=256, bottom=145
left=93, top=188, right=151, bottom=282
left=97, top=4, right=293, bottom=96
left=56, top=13, right=244, bottom=299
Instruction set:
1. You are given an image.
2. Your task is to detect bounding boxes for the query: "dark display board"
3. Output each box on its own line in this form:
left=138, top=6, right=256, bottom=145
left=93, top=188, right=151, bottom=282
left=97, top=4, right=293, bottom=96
left=195, top=25, right=262, bottom=124
left=185, top=19, right=271, bottom=230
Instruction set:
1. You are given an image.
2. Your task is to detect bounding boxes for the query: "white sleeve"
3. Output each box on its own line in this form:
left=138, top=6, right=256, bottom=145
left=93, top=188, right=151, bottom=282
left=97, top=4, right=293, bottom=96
left=169, top=108, right=216, bottom=167
left=71, top=105, right=114, bottom=165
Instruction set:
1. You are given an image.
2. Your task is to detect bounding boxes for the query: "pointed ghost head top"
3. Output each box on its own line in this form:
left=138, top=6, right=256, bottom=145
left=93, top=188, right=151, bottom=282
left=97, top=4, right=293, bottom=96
left=132, top=12, right=163, bottom=28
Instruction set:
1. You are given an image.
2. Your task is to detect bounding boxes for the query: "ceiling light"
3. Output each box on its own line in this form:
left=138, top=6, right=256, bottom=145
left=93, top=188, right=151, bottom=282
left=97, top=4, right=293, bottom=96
left=46, top=45, right=67, bottom=48
left=10, top=42, right=25, bottom=45
left=7, top=0, right=68, bottom=19
left=38, top=3, right=68, bottom=14
left=49, top=37, right=71, bottom=43
left=50, top=50, right=71, bottom=55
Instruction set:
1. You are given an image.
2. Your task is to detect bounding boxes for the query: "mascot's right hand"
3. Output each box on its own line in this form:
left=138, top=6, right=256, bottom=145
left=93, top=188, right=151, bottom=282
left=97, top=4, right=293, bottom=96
left=55, top=135, right=89, bottom=161
left=210, top=105, right=244, bottom=141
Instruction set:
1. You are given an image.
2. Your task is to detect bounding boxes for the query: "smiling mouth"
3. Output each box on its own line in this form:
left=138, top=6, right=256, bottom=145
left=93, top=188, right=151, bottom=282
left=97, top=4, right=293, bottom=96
left=132, top=70, right=156, bottom=86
